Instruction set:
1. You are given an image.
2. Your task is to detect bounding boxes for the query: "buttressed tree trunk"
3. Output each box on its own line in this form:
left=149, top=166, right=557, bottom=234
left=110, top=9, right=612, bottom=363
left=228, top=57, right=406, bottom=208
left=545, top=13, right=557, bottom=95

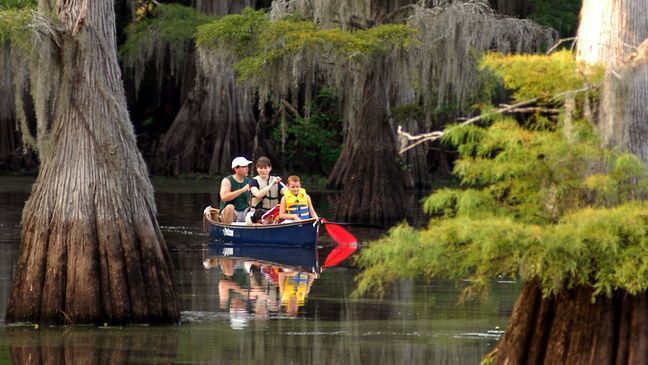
left=488, top=281, right=648, bottom=364
left=6, top=0, right=179, bottom=324
left=327, top=70, right=407, bottom=226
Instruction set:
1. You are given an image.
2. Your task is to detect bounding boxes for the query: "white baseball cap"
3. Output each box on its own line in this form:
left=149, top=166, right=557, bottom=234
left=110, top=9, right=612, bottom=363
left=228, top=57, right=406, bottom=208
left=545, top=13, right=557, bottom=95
left=231, top=156, right=253, bottom=169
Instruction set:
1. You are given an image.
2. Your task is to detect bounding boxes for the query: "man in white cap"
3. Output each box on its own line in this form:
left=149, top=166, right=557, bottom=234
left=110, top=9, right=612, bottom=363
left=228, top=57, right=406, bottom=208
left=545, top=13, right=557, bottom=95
left=219, top=156, right=253, bottom=224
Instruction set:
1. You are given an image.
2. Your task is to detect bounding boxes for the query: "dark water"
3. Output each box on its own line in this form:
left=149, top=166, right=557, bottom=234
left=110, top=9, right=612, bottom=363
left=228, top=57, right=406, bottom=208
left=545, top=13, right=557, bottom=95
left=0, top=177, right=519, bottom=364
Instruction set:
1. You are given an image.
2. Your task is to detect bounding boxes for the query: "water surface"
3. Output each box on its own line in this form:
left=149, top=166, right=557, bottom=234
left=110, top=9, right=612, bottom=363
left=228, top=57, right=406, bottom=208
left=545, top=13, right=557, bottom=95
left=0, top=177, right=519, bottom=364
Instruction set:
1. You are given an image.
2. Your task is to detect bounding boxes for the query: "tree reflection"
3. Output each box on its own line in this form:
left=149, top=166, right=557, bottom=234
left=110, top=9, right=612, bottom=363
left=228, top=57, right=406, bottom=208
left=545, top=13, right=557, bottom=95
left=6, top=326, right=179, bottom=364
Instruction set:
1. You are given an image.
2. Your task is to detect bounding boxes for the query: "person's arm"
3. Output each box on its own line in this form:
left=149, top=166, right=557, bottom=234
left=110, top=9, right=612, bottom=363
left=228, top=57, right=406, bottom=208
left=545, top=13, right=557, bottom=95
left=250, top=177, right=278, bottom=199
left=220, top=177, right=250, bottom=202
left=279, top=196, right=300, bottom=221
left=306, top=195, right=318, bottom=219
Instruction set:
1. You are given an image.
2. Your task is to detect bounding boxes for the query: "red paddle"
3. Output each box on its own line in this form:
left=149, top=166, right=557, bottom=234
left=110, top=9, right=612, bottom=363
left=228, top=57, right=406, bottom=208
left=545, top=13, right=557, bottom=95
left=321, top=218, right=358, bottom=246
left=322, top=244, right=357, bottom=268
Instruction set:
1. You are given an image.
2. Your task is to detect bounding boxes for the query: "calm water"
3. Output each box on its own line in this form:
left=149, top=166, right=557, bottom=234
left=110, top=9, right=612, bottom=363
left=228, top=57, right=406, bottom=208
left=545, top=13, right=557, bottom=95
left=0, top=177, right=519, bottom=364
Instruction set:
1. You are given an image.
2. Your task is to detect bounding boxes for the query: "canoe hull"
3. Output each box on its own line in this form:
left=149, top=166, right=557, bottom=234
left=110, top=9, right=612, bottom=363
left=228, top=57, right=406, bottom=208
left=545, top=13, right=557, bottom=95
left=209, top=243, right=318, bottom=272
left=207, top=217, right=320, bottom=246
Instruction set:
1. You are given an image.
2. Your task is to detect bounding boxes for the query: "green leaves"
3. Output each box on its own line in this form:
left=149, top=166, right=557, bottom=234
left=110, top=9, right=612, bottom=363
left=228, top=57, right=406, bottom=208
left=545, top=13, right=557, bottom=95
left=481, top=50, right=603, bottom=102
left=357, top=51, right=647, bottom=301
left=0, top=6, right=33, bottom=52
left=121, top=4, right=213, bottom=60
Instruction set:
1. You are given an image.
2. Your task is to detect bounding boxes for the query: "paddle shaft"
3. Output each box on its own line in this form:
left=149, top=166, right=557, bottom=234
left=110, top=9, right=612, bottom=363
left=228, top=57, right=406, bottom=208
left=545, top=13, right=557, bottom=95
left=322, top=221, right=385, bottom=229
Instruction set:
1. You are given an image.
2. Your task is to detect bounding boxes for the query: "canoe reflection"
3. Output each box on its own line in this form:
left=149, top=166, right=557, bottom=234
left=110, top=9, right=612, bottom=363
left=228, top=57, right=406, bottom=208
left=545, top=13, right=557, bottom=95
left=205, top=241, right=353, bottom=328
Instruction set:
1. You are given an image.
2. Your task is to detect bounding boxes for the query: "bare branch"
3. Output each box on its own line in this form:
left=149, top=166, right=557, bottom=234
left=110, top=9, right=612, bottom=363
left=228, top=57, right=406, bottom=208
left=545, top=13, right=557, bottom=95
left=502, top=107, right=560, bottom=114
left=281, top=99, right=301, bottom=117
left=546, top=37, right=576, bottom=55
left=398, top=87, right=591, bottom=154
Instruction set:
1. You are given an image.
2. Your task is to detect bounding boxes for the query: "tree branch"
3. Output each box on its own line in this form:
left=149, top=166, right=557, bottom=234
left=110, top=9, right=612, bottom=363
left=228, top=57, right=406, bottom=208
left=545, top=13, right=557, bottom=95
left=398, top=87, right=590, bottom=154
left=281, top=100, right=301, bottom=118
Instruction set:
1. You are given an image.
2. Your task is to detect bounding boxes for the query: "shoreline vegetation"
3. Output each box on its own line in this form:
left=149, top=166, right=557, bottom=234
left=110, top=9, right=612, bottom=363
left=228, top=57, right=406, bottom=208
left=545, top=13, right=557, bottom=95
left=0, top=174, right=459, bottom=194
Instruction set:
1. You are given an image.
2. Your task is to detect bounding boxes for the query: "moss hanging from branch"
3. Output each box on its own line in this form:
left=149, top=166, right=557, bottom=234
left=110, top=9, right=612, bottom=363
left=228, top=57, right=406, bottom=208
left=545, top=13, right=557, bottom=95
left=197, top=7, right=415, bottom=133
left=0, top=6, right=36, bottom=149
left=269, top=0, right=418, bottom=29
left=120, top=4, right=213, bottom=94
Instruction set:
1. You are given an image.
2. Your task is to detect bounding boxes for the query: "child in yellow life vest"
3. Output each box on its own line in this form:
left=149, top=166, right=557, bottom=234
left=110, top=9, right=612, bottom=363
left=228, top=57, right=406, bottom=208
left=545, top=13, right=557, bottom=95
left=279, top=175, right=318, bottom=221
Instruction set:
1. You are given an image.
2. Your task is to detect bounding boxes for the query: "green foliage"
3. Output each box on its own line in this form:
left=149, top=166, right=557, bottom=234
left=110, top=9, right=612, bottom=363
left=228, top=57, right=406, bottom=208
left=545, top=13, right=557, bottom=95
left=0, top=0, right=35, bottom=9
left=196, top=8, right=416, bottom=80
left=120, top=3, right=213, bottom=60
left=481, top=50, right=603, bottom=102
left=0, top=6, right=33, bottom=52
left=195, top=8, right=267, bottom=59
left=529, top=0, right=581, bottom=38
left=273, top=89, right=343, bottom=175
left=356, top=51, right=648, bottom=301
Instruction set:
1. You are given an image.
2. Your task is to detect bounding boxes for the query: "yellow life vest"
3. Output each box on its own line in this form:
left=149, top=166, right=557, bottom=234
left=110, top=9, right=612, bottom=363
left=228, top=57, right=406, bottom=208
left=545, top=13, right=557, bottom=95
left=283, top=188, right=310, bottom=219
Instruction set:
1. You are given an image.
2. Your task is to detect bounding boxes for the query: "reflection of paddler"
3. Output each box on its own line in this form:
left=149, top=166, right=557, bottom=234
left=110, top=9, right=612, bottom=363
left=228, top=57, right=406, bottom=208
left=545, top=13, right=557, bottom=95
left=279, top=271, right=315, bottom=316
left=281, top=272, right=309, bottom=306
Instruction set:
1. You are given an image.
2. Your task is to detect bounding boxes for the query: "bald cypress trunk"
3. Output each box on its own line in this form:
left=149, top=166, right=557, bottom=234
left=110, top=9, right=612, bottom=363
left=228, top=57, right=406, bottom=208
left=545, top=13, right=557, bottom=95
left=6, top=0, right=179, bottom=325
left=488, top=282, right=648, bottom=364
left=327, top=70, right=407, bottom=226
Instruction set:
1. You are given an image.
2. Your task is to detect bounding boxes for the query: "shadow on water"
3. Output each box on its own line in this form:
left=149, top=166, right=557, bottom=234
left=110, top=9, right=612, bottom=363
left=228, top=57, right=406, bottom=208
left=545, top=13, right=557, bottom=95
left=0, top=177, right=518, bottom=364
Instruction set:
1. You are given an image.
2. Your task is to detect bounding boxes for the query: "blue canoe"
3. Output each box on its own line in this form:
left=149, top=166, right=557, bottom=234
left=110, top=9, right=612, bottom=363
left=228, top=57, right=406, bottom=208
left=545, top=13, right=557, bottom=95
left=204, top=209, right=320, bottom=246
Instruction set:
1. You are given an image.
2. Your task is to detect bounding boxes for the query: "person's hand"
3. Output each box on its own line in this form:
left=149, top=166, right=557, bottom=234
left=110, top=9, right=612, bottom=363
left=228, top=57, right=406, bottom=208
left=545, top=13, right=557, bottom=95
left=273, top=177, right=282, bottom=185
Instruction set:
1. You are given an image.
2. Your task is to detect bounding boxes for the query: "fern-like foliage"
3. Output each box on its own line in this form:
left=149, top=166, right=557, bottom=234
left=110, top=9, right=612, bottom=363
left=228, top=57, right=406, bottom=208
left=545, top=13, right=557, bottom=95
left=356, top=51, right=648, bottom=300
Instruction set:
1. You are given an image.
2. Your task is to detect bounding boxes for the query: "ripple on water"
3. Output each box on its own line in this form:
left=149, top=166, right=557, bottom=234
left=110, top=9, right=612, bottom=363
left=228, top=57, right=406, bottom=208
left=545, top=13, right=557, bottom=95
left=454, top=329, right=504, bottom=340
left=159, top=225, right=204, bottom=236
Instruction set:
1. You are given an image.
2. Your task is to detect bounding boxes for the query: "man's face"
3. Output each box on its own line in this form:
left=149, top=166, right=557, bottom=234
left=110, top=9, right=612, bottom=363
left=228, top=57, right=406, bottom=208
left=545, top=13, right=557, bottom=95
left=235, top=165, right=249, bottom=176
left=288, top=181, right=301, bottom=195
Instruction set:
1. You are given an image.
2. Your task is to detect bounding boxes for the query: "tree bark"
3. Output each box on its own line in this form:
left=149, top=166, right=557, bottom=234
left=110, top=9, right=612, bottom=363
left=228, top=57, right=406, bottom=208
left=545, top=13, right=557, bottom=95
left=327, top=70, right=407, bottom=226
left=6, top=0, right=179, bottom=325
left=576, top=0, right=648, bottom=164
left=487, top=281, right=648, bottom=364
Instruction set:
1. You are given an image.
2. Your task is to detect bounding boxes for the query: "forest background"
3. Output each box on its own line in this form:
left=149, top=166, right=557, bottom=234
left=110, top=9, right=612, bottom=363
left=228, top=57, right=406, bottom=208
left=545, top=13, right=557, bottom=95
left=0, top=0, right=580, bottom=183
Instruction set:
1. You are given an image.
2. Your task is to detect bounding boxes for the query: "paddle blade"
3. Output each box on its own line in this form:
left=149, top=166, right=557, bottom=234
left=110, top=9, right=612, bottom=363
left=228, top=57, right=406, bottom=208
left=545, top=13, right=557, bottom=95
left=322, top=244, right=357, bottom=268
left=324, top=221, right=358, bottom=246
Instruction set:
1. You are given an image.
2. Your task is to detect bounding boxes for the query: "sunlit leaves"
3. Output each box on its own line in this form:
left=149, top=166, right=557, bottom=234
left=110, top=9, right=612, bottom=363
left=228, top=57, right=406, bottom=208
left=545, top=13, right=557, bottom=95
left=0, top=6, right=33, bottom=53
left=481, top=50, right=604, bottom=102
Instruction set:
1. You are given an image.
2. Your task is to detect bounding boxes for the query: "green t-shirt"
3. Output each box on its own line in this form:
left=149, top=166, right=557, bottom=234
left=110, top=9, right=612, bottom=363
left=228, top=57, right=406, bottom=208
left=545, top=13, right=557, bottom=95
left=219, top=175, right=250, bottom=211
